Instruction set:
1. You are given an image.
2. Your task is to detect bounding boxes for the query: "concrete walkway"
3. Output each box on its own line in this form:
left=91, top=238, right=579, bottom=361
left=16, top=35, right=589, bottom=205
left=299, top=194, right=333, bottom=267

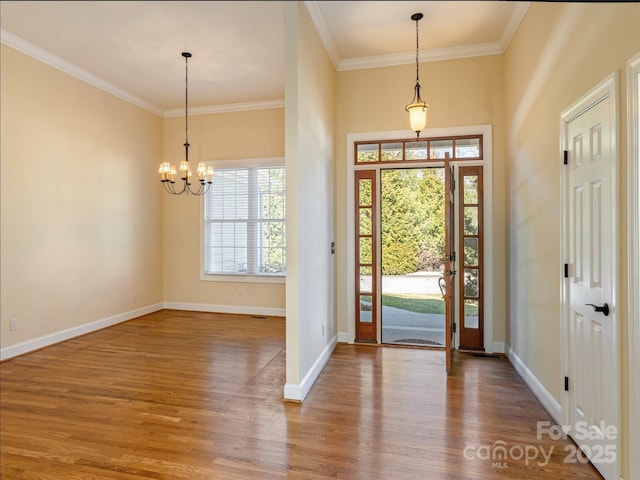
left=381, top=306, right=445, bottom=346
left=360, top=272, right=449, bottom=347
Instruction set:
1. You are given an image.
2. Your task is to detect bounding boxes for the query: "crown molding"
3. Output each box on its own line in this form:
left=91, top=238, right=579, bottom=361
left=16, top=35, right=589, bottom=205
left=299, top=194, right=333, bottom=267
left=500, top=2, right=530, bottom=50
left=163, top=99, right=285, bottom=118
left=1, top=29, right=283, bottom=118
left=306, top=1, right=529, bottom=72
left=304, top=0, right=340, bottom=69
left=337, top=42, right=503, bottom=72
left=1, top=29, right=163, bottom=116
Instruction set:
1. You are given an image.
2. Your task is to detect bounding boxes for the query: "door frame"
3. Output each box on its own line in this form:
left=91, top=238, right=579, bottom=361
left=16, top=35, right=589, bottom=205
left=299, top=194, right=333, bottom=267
left=627, top=53, right=640, bottom=480
left=559, top=72, right=619, bottom=477
left=345, top=125, right=494, bottom=351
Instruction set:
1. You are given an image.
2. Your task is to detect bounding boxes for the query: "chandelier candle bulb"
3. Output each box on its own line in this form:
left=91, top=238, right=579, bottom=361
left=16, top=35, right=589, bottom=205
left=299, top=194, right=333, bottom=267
left=159, top=162, right=169, bottom=181
left=206, top=165, right=215, bottom=183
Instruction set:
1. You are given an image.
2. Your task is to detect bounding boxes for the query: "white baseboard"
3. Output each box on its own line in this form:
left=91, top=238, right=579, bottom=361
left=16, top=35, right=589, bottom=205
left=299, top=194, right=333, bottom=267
left=284, top=334, right=338, bottom=402
left=506, top=344, right=561, bottom=423
left=0, top=303, right=163, bottom=361
left=337, top=331, right=349, bottom=343
left=163, top=302, right=285, bottom=317
left=492, top=342, right=506, bottom=354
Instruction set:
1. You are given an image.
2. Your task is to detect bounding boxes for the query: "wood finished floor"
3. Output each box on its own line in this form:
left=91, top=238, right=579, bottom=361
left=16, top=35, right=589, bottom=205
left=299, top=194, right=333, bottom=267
left=1, top=310, right=603, bottom=479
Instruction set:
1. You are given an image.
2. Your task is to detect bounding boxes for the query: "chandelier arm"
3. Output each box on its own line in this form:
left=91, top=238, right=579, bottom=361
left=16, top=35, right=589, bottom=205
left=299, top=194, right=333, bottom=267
left=162, top=181, right=176, bottom=195
left=183, top=182, right=209, bottom=196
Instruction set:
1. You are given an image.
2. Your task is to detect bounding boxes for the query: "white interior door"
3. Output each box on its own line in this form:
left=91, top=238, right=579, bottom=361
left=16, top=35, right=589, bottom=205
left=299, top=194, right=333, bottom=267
left=563, top=75, right=618, bottom=480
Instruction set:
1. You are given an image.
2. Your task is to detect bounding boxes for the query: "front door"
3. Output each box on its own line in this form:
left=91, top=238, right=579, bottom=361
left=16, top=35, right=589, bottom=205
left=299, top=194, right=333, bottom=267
left=444, top=155, right=455, bottom=372
left=563, top=75, right=618, bottom=480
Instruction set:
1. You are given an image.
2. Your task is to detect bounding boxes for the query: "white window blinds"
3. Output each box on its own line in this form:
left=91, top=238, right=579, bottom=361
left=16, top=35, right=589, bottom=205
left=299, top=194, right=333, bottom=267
left=203, top=165, right=285, bottom=276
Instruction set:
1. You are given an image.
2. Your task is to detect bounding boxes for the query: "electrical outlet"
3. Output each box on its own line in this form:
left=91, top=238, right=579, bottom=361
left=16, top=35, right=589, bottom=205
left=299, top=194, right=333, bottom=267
left=10, top=318, right=17, bottom=331
left=236, top=288, right=244, bottom=298
left=322, top=323, right=325, bottom=336
left=133, top=290, right=138, bottom=300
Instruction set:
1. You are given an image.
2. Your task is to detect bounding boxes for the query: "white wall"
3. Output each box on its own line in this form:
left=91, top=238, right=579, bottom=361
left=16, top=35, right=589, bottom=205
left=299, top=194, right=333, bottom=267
left=284, top=2, right=337, bottom=401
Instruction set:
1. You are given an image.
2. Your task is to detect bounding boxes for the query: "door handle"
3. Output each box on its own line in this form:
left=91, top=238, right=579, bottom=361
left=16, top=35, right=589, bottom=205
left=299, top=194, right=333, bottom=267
left=586, top=303, right=610, bottom=316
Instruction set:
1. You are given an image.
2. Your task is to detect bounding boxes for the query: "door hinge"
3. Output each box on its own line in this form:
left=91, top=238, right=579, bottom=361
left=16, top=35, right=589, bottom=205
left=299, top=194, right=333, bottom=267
left=564, top=263, right=569, bottom=278
left=563, top=150, right=568, bottom=165
left=564, top=376, right=569, bottom=392
left=453, top=323, right=457, bottom=333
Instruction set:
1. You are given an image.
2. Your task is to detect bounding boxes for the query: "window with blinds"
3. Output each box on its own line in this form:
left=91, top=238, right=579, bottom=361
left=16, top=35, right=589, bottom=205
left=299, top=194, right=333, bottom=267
left=203, top=165, right=285, bottom=276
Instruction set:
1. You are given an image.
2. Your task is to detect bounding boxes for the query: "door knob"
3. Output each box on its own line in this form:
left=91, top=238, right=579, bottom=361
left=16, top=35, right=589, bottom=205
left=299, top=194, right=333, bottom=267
left=586, top=303, right=610, bottom=316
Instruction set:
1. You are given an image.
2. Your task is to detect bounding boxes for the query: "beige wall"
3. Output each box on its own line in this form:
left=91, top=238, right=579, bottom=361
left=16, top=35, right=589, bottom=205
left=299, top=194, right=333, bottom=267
left=161, top=108, right=285, bottom=312
left=284, top=2, right=337, bottom=399
left=4, top=10, right=639, bottom=472
left=504, top=3, right=640, bottom=477
left=335, top=55, right=508, bottom=347
left=1, top=44, right=163, bottom=350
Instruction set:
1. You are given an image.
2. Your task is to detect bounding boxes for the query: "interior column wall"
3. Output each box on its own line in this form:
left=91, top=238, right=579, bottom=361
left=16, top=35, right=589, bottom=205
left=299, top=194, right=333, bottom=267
left=284, top=2, right=337, bottom=401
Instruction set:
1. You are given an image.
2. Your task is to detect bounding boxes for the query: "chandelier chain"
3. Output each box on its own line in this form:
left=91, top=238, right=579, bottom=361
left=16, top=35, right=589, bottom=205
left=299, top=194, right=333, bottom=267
left=185, top=54, right=189, bottom=149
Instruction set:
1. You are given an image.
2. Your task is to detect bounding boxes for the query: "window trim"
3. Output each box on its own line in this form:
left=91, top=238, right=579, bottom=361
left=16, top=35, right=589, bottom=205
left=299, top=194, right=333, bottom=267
left=355, top=134, right=483, bottom=165
left=200, top=157, right=285, bottom=284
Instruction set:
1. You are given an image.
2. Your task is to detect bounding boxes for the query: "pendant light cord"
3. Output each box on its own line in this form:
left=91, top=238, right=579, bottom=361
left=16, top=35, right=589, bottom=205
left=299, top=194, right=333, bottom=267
left=415, top=17, right=420, bottom=85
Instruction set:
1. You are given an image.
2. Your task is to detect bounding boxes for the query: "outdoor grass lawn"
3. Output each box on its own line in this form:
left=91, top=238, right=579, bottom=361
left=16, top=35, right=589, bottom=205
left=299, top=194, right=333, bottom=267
left=381, top=293, right=479, bottom=316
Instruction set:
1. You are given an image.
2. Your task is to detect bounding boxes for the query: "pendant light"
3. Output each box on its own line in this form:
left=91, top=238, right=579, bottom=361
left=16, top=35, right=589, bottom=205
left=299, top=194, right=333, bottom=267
left=159, top=52, right=214, bottom=195
left=405, top=13, right=429, bottom=138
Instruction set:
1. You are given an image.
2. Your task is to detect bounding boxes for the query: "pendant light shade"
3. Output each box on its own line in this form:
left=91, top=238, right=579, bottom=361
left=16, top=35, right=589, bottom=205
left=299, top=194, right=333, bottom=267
left=405, top=13, right=429, bottom=138
left=407, top=98, right=428, bottom=134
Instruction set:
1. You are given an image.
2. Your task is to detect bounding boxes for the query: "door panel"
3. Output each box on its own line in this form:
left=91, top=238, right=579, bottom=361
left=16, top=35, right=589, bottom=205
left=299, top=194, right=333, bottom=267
left=566, top=94, right=617, bottom=480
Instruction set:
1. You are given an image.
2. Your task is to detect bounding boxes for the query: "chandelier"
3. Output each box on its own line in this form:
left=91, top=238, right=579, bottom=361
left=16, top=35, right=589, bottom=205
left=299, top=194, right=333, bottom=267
left=159, top=52, right=214, bottom=195
left=405, top=13, right=429, bottom=138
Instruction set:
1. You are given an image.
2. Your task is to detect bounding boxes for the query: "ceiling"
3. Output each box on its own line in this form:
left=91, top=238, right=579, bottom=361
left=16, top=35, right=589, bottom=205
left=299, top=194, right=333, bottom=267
left=0, top=1, right=529, bottom=116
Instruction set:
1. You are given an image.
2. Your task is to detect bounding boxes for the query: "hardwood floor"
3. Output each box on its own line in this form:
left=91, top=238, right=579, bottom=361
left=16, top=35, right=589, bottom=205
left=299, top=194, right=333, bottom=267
left=1, top=310, right=603, bottom=479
